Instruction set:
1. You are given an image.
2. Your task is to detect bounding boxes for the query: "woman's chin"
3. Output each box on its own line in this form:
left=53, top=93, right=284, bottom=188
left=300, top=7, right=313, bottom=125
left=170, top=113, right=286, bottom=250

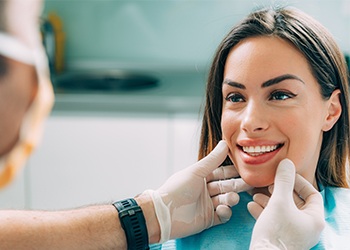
left=242, top=175, right=274, bottom=188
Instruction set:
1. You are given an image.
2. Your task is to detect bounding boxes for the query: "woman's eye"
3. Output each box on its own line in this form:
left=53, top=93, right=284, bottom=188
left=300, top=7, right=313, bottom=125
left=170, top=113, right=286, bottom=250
left=270, top=91, right=296, bottom=101
left=225, top=93, right=245, bottom=103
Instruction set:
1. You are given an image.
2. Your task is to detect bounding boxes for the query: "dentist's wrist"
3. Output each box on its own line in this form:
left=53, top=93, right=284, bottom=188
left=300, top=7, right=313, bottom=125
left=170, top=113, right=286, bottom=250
left=135, top=192, right=161, bottom=244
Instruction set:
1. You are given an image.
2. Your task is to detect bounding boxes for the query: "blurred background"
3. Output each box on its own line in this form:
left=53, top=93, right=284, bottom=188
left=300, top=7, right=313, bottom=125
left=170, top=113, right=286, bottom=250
left=1, top=0, right=349, bottom=210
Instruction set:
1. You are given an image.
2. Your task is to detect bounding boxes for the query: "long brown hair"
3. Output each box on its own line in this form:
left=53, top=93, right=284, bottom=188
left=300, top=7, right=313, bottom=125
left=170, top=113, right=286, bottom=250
left=200, top=6, right=350, bottom=188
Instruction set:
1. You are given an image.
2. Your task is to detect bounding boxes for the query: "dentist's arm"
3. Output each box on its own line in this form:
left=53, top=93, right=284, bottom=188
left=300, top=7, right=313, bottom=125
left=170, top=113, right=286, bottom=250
left=248, top=159, right=325, bottom=250
left=0, top=141, right=246, bottom=249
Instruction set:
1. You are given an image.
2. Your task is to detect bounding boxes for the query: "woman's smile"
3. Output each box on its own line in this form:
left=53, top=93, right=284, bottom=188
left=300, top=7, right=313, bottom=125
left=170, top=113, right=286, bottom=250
left=242, top=145, right=279, bottom=156
left=236, top=139, right=284, bottom=165
left=238, top=142, right=284, bottom=164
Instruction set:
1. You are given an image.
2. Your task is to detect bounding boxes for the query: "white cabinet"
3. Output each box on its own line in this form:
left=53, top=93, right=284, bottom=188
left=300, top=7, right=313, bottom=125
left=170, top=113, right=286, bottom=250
left=27, top=113, right=171, bottom=210
left=171, top=114, right=202, bottom=174
left=26, top=112, right=200, bottom=210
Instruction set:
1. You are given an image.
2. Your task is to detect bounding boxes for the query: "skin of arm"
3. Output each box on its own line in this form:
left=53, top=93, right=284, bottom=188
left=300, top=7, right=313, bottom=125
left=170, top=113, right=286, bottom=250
left=0, top=192, right=159, bottom=250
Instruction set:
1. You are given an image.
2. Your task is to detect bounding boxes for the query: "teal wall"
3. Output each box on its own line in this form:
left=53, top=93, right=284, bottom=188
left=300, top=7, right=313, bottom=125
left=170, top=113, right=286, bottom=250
left=43, top=0, right=350, bottom=71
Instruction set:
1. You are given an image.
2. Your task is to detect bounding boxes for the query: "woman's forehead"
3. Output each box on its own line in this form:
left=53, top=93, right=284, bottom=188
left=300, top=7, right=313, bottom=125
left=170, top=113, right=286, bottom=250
left=223, top=37, right=312, bottom=81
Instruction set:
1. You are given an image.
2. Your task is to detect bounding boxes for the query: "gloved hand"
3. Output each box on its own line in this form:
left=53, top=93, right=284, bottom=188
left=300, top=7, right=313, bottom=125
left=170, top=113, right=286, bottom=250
left=248, top=159, right=325, bottom=250
left=145, top=140, right=251, bottom=243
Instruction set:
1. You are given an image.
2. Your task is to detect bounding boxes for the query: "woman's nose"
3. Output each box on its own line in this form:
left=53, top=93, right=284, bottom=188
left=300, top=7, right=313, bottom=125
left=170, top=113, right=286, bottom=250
left=240, top=102, right=269, bottom=133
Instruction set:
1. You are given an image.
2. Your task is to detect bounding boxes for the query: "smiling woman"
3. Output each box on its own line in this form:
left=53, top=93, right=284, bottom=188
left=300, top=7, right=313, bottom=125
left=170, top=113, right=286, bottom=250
left=176, top=6, right=350, bottom=250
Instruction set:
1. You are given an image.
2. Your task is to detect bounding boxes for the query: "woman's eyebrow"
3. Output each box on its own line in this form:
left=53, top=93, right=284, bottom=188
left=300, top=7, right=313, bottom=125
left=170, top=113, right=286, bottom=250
left=223, top=74, right=304, bottom=89
left=262, top=74, right=305, bottom=87
left=222, top=79, right=246, bottom=89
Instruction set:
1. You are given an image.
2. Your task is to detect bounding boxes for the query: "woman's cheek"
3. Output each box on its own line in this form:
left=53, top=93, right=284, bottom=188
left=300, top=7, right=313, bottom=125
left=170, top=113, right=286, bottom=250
left=221, top=114, right=234, bottom=140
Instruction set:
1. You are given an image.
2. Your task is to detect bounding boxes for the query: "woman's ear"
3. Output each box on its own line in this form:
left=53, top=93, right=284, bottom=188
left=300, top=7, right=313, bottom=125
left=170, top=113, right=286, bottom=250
left=322, top=89, right=342, bottom=132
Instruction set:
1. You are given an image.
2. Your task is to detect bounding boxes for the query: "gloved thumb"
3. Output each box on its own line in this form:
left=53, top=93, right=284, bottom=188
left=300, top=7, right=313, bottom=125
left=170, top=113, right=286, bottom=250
left=192, top=140, right=229, bottom=178
left=272, top=158, right=296, bottom=199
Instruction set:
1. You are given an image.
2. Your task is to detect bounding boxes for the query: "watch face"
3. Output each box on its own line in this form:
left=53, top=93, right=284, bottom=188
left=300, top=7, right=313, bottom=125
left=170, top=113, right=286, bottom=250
left=114, top=198, right=137, bottom=212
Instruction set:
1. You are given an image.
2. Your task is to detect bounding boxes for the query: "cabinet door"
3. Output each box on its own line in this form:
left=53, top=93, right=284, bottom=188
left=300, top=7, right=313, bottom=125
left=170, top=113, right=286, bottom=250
left=27, top=113, right=169, bottom=210
left=171, top=114, right=202, bottom=174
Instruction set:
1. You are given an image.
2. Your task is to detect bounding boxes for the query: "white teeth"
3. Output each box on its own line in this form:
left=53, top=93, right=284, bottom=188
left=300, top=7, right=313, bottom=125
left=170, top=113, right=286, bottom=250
left=242, top=145, right=278, bottom=155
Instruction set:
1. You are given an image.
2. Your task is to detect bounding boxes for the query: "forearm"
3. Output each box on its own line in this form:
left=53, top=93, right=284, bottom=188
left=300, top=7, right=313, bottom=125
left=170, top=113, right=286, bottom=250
left=0, top=193, right=160, bottom=249
left=0, top=205, right=124, bottom=250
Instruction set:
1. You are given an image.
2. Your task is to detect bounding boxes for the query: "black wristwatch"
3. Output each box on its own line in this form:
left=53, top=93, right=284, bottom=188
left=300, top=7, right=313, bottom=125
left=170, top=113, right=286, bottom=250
left=113, top=198, right=149, bottom=250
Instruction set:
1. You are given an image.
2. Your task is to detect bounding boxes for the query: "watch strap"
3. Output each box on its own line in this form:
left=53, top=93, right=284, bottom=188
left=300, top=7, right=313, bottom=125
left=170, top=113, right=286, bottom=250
left=113, top=198, right=149, bottom=250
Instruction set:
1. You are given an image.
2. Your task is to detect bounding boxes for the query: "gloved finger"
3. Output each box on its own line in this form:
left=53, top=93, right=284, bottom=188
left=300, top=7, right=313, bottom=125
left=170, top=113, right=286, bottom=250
left=191, top=140, right=229, bottom=178
left=271, top=158, right=296, bottom=199
left=252, top=193, right=270, bottom=209
left=206, top=165, right=239, bottom=182
left=208, top=178, right=252, bottom=196
left=294, top=174, right=324, bottom=212
left=247, top=201, right=263, bottom=220
left=271, top=183, right=305, bottom=208
left=294, top=174, right=325, bottom=232
left=211, top=192, right=240, bottom=208
left=213, top=205, right=232, bottom=225
left=293, top=190, right=306, bottom=209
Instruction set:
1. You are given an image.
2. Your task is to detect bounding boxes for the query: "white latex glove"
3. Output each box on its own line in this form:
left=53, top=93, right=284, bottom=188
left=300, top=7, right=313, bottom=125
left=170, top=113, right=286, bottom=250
left=248, top=159, right=325, bottom=250
left=146, top=140, right=251, bottom=243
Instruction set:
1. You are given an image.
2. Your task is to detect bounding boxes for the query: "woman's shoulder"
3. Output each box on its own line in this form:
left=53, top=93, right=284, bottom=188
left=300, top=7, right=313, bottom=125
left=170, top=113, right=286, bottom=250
left=321, top=185, right=350, bottom=226
left=322, top=185, right=350, bottom=207
left=323, top=185, right=350, bottom=198
left=315, top=186, right=350, bottom=249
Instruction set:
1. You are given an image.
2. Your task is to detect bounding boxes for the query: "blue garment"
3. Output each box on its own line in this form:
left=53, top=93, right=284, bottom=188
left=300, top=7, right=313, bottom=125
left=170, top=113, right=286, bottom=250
left=315, top=186, right=350, bottom=249
left=174, top=186, right=350, bottom=250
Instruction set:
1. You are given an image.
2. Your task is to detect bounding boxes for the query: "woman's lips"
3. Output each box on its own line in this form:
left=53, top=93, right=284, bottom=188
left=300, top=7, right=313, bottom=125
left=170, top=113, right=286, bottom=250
left=238, top=143, right=283, bottom=165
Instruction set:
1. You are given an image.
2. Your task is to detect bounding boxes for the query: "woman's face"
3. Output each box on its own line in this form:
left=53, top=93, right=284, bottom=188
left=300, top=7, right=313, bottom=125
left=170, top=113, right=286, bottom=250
left=221, top=36, right=340, bottom=188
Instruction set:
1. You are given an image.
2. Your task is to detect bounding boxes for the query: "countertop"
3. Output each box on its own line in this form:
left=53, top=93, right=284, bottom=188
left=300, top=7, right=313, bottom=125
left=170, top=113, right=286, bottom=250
left=51, top=69, right=207, bottom=114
